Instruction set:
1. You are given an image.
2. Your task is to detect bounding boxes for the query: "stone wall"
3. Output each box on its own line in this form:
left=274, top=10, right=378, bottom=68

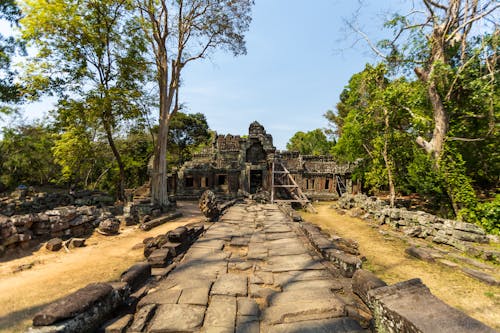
left=352, top=270, right=496, bottom=333
left=337, top=194, right=491, bottom=253
left=0, top=188, right=115, bottom=216
left=0, top=205, right=115, bottom=256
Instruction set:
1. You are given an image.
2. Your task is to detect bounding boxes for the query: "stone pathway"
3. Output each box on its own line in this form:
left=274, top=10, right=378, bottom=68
left=130, top=202, right=367, bottom=332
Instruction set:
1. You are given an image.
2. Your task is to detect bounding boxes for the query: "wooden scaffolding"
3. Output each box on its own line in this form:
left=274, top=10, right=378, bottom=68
left=270, top=158, right=316, bottom=213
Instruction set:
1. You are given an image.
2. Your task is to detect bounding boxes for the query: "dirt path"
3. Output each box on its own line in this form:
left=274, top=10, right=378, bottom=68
left=0, top=201, right=203, bottom=333
left=301, top=202, right=500, bottom=330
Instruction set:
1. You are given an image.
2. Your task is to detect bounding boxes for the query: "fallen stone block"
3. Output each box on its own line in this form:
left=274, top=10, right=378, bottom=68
left=405, top=246, right=437, bottom=263
left=147, top=248, right=172, bottom=268
left=66, top=237, right=86, bottom=249
left=30, top=282, right=128, bottom=333
left=128, top=303, right=157, bottom=332
left=351, top=269, right=387, bottom=305
left=120, top=263, right=152, bottom=292
left=461, top=267, right=500, bottom=286
left=140, top=212, right=182, bottom=231
left=167, top=226, right=189, bottom=243
left=102, top=313, right=133, bottom=333
left=368, top=278, right=497, bottom=333
left=325, top=249, right=362, bottom=277
left=160, top=241, right=185, bottom=256
left=46, top=238, right=63, bottom=251
left=98, top=218, right=120, bottom=235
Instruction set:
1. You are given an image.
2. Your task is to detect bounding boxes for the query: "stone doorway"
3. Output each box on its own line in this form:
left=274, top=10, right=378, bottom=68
left=249, top=170, right=263, bottom=194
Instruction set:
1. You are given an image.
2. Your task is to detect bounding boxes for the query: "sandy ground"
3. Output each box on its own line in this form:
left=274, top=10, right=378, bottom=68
left=301, top=202, right=500, bottom=330
left=0, top=201, right=203, bottom=333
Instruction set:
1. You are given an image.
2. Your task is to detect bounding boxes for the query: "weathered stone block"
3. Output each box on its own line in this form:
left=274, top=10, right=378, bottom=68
left=368, top=278, right=497, bottom=333
left=32, top=283, right=114, bottom=326
left=351, top=269, right=387, bottom=305
left=147, top=248, right=172, bottom=268
left=120, top=263, right=151, bottom=291
left=98, top=218, right=120, bottom=235
left=325, top=249, right=362, bottom=277
left=46, top=238, right=63, bottom=251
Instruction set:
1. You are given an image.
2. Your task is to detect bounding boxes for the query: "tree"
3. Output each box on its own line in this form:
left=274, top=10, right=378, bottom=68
left=330, top=64, right=430, bottom=207
left=136, top=0, right=254, bottom=208
left=0, top=0, right=24, bottom=107
left=167, top=112, right=211, bottom=168
left=349, top=0, right=499, bottom=215
left=286, top=129, right=334, bottom=156
left=0, top=121, right=60, bottom=187
left=21, top=0, right=149, bottom=200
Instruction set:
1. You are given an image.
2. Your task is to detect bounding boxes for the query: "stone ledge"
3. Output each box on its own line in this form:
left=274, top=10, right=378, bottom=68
left=367, top=278, right=496, bottom=333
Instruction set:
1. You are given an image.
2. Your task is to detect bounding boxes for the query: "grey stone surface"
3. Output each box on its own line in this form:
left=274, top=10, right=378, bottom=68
left=148, top=304, right=206, bottom=332
left=33, top=283, right=114, bottom=326
left=128, top=304, right=156, bottom=332
left=368, top=278, right=497, bottom=333
left=264, top=317, right=366, bottom=333
left=211, top=274, right=248, bottom=296
left=178, top=286, right=211, bottom=306
left=203, top=295, right=237, bottom=329
left=237, top=297, right=260, bottom=316
left=103, top=314, right=133, bottom=333
left=264, top=254, right=324, bottom=272
left=235, top=320, right=260, bottom=333
left=137, top=288, right=181, bottom=308
left=262, top=297, right=346, bottom=324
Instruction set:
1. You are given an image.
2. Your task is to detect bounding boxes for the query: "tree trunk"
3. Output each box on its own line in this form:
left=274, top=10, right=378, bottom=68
left=383, top=108, right=395, bottom=208
left=151, top=54, right=171, bottom=209
left=103, top=119, right=125, bottom=201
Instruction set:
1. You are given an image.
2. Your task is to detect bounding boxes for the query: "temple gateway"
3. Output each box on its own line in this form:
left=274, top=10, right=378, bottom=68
left=168, top=121, right=359, bottom=204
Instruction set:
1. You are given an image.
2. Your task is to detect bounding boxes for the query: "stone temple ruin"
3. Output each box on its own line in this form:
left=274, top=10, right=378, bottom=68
left=169, top=121, right=359, bottom=204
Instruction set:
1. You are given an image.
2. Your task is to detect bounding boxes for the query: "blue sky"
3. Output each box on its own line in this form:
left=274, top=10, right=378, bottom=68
left=1, top=0, right=407, bottom=149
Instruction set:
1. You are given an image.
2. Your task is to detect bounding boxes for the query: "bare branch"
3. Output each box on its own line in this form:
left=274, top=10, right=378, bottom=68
left=347, top=21, right=387, bottom=59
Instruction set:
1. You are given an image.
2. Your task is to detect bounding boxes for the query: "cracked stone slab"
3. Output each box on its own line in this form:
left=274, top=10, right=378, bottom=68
left=249, top=271, right=273, bottom=285
left=237, top=297, right=260, bottom=316
left=160, top=275, right=214, bottom=290
left=203, top=295, right=237, bottom=329
left=128, top=304, right=156, bottom=332
left=148, top=304, right=206, bottom=332
left=191, top=238, right=226, bottom=250
left=264, top=254, right=324, bottom=272
left=265, top=232, right=297, bottom=241
left=273, top=270, right=333, bottom=287
left=247, top=247, right=268, bottom=260
left=249, top=283, right=276, bottom=301
left=262, top=297, right=346, bottom=325
left=281, top=279, right=344, bottom=292
left=137, top=289, right=181, bottom=309
left=178, top=286, right=211, bottom=306
left=264, top=225, right=292, bottom=233
left=211, top=274, right=248, bottom=297
left=268, top=288, right=337, bottom=306
left=263, top=317, right=366, bottom=333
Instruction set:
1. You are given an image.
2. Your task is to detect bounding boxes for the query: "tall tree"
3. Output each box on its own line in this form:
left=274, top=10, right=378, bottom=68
left=349, top=0, right=499, bottom=214
left=21, top=0, right=149, bottom=200
left=0, top=0, right=23, bottom=107
left=286, top=129, right=334, bottom=156
left=136, top=0, right=254, bottom=208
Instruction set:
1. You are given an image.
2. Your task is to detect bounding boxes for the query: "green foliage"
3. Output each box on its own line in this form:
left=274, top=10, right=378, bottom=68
left=0, top=0, right=24, bottom=104
left=286, top=129, right=334, bottom=156
left=439, top=147, right=478, bottom=216
left=0, top=121, right=60, bottom=187
left=52, top=126, right=95, bottom=185
left=167, top=112, right=212, bottom=168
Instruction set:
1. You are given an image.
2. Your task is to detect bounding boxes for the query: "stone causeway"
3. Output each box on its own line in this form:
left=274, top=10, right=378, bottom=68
left=127, top=202, right=367, bottom=332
